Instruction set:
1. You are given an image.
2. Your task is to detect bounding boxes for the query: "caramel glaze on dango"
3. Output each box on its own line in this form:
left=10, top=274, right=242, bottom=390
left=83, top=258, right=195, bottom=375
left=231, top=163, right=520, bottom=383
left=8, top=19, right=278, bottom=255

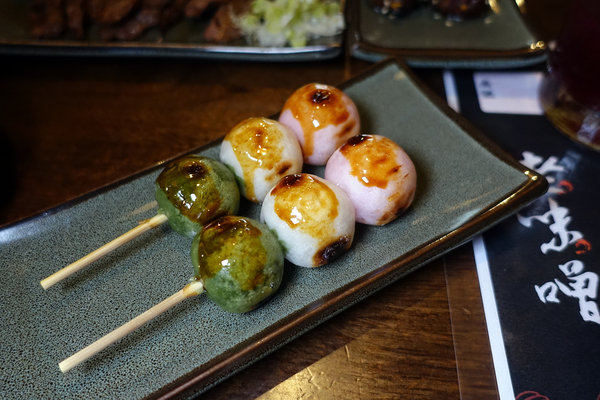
left=340, top=134, right=402, bottom=189
left=227, top=118, right=293, bottom=201
left=271, top=174, right=352, bottom=266
left=156, top=156, right=223, bottom=224
left=192, top=215, right=284, bottom=313
left=197, top=217, right=266, bottom=292
left=342, top=135, right=414, bottom=223
left=284, top=85, right=357, bottom=160
left=328, top=134, right=416, bottom=225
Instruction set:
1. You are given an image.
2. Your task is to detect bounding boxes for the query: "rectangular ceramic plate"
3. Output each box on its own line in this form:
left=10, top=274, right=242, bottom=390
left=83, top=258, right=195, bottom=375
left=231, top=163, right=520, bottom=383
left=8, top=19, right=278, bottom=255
left=348, top=0, right=547, bottom=68
left=0, top=0, right=341, bottom=61
left=0, top=59, right=547, bottom=399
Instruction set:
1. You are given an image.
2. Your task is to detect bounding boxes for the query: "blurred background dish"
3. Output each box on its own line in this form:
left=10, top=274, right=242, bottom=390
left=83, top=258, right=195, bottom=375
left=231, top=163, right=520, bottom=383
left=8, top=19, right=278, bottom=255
left=0, top=0, right=344, bottom=61
left=348, top=0, right=547, bottom=68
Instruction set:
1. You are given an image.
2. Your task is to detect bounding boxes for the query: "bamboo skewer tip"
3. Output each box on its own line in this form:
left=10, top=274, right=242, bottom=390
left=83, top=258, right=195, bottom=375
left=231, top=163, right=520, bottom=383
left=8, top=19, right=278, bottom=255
left=59, top=280, right=204, bottom=373
left=40, top=213, right=169, bottom=290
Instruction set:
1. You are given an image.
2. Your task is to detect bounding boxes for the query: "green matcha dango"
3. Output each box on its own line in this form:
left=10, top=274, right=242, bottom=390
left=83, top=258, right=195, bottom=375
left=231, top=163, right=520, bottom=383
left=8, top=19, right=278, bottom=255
left=155, top=155, right=240, bottom=238
left=191, top=215, right=284, bottom=313
left=41, top=155, right=239, bottom=290
left=58, top=215, right=283, bottom=372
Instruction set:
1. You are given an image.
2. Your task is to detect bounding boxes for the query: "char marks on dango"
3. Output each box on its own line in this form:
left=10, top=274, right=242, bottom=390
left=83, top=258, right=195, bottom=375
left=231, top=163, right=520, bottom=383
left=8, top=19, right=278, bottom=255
left=314, top=235, right=352, bottom=266
left=156, top=156, right=225, bottom=223
left=181, top=161, right=209, bottom=179
left=286, top=85, right=350, bottom=158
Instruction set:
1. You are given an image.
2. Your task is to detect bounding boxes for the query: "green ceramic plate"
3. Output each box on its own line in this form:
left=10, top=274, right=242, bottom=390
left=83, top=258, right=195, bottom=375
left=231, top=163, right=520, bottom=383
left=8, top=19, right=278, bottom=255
left=0, top=59, right=546, bottom=399
left=0, top=0, right=341, bottom=61
left=348, top=0, right=547, bottom=68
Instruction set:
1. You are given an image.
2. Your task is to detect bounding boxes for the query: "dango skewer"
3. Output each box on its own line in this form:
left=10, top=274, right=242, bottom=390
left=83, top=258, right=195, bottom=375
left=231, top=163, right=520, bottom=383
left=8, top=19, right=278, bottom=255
left=40, top=155, right=240, bottom=289
left=52, top=82, right=422, bottom=375
left=59, top=215, right=284, bottom=372
left=44, top=81, right=361, bottom=289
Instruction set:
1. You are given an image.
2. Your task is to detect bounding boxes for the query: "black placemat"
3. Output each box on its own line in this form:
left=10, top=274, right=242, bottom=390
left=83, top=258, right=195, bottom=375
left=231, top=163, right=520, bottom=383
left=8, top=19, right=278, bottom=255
left=452, top=68, right=600, bottom=400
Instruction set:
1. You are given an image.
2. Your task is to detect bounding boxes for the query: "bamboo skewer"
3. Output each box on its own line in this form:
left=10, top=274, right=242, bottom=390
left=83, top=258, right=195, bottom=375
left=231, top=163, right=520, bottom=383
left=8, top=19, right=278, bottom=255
left=59, top=280, right=204, bottom=373
left=41, top=213, right=169, bottom=290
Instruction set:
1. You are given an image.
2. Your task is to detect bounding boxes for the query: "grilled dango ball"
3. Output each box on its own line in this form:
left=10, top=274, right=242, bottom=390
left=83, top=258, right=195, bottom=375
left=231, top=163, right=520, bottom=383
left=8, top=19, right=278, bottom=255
left=324, top=134, right=417, bottom=226
left=220, top=117, right=303, bottom=203
left=191, top=216, right=284, bottom=313
left=155, top=155, right=240, bottom=238
left=260, top=173, right=355, bottom=268
left=279, top=83, right=360, bottom=166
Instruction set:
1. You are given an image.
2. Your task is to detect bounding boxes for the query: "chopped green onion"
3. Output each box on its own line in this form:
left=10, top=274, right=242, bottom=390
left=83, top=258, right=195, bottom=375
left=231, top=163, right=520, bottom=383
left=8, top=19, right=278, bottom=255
left=237, top=0, right=345, bottom=48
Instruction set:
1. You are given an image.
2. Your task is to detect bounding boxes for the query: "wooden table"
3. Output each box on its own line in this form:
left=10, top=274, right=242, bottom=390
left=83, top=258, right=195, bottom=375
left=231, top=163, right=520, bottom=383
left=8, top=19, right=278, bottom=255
left=0, top=2, right=567, bottom=397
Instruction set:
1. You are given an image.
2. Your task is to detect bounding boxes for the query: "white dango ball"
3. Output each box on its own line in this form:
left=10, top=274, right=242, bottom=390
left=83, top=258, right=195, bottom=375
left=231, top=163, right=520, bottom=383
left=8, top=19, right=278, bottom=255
left=260, top=173, right=355, bottom=268
left=324, top=134, right=417, bottom=226
left=278, top=83, right=360, bottom=166
left=220, top=117, right=303, bottom=203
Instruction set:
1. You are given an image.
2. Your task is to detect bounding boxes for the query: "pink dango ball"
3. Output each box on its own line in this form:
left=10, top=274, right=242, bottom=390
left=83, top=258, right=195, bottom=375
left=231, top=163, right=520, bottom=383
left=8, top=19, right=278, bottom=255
left=324, top=134, right=417, bottom=226
left=278, top=83, right=360, bottom=166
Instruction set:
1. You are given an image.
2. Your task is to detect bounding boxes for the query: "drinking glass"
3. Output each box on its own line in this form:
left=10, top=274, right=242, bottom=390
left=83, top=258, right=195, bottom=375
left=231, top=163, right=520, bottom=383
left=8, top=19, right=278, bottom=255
left=538, top=0, right=600, bottom=151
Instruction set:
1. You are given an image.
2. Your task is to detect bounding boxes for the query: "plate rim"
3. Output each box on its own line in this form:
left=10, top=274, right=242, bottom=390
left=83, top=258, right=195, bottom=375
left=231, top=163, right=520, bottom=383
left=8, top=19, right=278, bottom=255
left=0, top=38, right=344, bottom=61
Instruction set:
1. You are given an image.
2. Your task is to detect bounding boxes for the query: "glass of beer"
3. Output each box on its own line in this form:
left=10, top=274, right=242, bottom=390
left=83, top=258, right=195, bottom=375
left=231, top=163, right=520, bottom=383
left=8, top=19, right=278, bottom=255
left=539, top=0, right=600, bottom=151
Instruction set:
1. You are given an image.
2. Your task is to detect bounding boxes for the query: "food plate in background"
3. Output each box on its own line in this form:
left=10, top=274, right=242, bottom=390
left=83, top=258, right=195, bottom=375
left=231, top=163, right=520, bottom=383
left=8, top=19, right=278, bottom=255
left=0, top=0, right=342, bottom=61
left=348, top=0, right=547, bottom=68
left=0, top=59, right=547, bottom=399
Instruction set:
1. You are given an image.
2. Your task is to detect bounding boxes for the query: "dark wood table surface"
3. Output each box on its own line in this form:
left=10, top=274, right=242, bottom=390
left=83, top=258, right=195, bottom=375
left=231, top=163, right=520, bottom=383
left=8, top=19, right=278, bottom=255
left=0, top=1, right=567, bottom=398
